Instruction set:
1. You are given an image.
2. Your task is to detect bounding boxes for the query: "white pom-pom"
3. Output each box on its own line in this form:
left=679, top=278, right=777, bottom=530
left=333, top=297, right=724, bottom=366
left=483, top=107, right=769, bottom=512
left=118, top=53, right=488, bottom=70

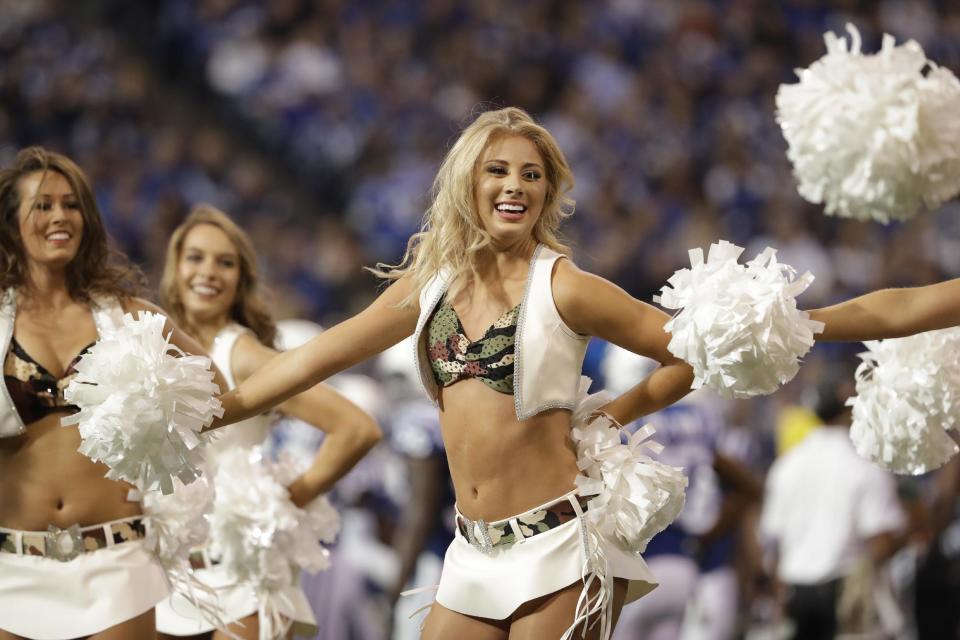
left=142, top=475, right=234, bottom=629
left=62, top=311, right=223, bottom=495
left=569, top=378, right=687, bottom=553
left=142, top=474, right=215, bottom=573
left=656, top=241, right=824, bottom=399
left=776, top=23, right=960, bottom=223
left=208, top=447, right=339, bottom=593
left=848, top=329, right=960, bottom=474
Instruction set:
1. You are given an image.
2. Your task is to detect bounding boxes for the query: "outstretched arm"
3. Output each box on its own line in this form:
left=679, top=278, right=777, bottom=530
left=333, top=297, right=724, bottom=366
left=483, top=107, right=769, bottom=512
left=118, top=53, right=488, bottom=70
left=552, top=260, right=695, bottom=424
left=810, top=278, right=960, bottom=342
left=216, top=276, right=419, bottom=428
left=231, top=334, right=382, bottom=506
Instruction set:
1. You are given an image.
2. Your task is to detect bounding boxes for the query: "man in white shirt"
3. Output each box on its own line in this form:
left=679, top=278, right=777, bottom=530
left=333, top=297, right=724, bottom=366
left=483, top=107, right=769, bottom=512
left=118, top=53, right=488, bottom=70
left=761, top=378, right=906, bottom=639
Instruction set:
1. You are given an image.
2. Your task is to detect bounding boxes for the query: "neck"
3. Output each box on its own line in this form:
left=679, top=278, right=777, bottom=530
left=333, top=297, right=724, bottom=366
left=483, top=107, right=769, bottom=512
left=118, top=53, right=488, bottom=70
left=476, top=236, right=537, bottom=282
left=19, top=265, right=72, bottom=310
left=184, top=312, right=230, bottom=350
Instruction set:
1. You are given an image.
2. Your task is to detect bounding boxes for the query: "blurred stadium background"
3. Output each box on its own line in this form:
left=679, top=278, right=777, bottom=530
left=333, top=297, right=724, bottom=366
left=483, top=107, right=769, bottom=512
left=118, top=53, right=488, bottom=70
left=4, top=1, right=960, bottom=638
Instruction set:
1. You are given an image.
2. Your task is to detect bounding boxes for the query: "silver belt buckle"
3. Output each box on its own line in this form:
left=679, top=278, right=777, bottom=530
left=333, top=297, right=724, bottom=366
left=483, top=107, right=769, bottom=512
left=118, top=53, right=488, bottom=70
left=45, top=524, right=83, bottom=562
left=469, top=519, right=493, bottom=555
left=464, top=517, right=493, bottom=555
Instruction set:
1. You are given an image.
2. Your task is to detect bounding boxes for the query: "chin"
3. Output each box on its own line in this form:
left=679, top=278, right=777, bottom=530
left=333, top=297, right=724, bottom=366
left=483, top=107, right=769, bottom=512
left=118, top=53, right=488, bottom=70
left=490, top=225, right=534, bottom=244
left=37, top=253, right=79, bottom=270
left=183, top=297, right=224, bottom=317
left=194, top=308, right=228, bottom=325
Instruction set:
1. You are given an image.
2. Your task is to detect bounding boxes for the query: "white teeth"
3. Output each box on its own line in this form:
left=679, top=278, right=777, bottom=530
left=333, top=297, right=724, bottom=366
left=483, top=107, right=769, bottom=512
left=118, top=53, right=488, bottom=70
left=46, top=232, right=70, bottom=241
left=191, top=284, right=220, bottom=296
left=496, top=203, right=526, bottom=213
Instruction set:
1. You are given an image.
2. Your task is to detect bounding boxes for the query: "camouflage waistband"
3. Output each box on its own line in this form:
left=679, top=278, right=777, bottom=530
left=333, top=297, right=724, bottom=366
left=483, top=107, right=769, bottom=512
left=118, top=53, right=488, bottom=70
left=456, top=492, right=591, bottom=555
left=0, top=516, right=147, bottom=562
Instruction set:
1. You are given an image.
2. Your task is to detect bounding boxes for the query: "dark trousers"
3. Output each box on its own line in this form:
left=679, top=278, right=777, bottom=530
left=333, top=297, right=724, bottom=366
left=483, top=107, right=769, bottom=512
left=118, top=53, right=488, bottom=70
left=915, top=537, right=960, bottom=640
left=785, top=579, right=841, bottom=640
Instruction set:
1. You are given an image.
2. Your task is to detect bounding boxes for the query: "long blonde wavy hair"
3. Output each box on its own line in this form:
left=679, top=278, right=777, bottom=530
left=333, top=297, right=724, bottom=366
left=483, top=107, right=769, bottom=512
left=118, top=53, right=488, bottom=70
left=371, top=107, right=575, bottom=306
left=160, top=205, right=277, bottom=347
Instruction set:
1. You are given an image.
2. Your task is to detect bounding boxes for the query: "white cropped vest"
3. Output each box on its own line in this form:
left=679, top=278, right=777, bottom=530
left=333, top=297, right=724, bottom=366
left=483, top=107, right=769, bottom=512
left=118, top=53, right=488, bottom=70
left=0, top=288, right=124, bottom=438
left=412, top=244, right=589, bottom=420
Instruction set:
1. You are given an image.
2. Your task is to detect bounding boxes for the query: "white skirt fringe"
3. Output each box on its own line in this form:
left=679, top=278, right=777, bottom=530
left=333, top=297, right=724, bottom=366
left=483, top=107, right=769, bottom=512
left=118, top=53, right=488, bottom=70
left=155, top=562, right=317, bottom=638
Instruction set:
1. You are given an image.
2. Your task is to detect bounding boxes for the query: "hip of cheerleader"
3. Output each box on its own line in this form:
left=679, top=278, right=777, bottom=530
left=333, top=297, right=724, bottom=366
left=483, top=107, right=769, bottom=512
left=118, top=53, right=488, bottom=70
left=0, top=534, right=169, bottom=640
left=0, top=412, right=141, bottom=530
left=436, top=488, right=658, bottom=626
left=438, top=393, right=580, bottom=522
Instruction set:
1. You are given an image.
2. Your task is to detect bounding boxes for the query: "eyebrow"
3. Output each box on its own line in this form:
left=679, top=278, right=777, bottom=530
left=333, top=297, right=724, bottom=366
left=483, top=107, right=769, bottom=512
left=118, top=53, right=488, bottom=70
left=30, top=191, right=77, bottom=200
left=486, top=159, right=545, bottom=170
left=183, top=245, right=239, bottom=258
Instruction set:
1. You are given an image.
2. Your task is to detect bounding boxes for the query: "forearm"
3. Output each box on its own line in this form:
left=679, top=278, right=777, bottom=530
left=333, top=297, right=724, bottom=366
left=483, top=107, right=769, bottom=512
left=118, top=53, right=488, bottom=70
left=214, top=346, right=328, bottom=428
left=810, top=289, right=913, bottom=341
left=600, top=360, right=694, bottom=425
left=810, top=279, right=960, bottom=342
left=295, top=421, right=381, bottom=500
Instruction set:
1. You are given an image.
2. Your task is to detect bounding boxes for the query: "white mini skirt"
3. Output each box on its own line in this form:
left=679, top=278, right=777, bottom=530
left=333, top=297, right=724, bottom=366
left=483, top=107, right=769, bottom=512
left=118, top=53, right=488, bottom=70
left=155, top=562, right=317, bottom=637
left=0, top=539, right=170, bottom=639
left=436, top=492, right=658, bottom=621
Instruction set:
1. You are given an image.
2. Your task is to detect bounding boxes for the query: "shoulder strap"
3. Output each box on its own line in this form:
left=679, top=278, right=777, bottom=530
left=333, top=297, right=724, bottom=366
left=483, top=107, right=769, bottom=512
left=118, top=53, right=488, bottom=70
left=210, top=323, right=250, bottom=391
left=90, top=295, right=125, bottom=335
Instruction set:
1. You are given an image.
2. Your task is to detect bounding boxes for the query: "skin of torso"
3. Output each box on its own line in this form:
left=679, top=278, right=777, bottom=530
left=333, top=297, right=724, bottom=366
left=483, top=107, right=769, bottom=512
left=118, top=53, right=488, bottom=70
left=437, top=265, right=579, bottom=522
left=439, top=381, right=578, bottom=521
left=0, top=301, right=141, bottom=530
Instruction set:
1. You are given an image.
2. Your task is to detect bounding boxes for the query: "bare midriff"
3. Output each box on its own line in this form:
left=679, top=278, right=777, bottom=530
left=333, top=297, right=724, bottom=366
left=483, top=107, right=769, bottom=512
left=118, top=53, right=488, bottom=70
left=0, top=411, right=141, bottom=531
left=438, top=378, right=579, bottom=522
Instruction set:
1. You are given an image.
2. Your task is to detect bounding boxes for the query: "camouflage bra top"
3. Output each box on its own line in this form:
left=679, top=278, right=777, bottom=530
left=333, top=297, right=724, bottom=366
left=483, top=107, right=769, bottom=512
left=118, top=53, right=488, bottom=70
left=3, top=337, right=93, bottom=425
left=425, top=300, right=519, bottom=395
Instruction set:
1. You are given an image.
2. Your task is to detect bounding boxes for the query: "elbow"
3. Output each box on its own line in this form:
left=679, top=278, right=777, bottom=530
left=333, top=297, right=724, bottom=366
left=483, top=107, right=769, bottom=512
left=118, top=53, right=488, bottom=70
left=670, top=360, right=696, bottom=392
left=661, top=352, right=692, bottom=374
left=323, top=417, right=381, bottom=465
left=355, top=416, right=383, bottom=454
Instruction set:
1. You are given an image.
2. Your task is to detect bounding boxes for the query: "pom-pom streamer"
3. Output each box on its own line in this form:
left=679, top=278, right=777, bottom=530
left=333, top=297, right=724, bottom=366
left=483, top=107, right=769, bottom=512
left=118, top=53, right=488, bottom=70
left=62, top=311, right=222, bottom=495
left=848, top=329, right=960, bottom=474
left=776, top=23, right=960, bottom=223
left=208, top=448, right=340, bottom=640
left=142, top=474, right=215, bottom=573
left=569, top=378, right=687, bottom=553
left=141, top=475, right=230, bottom=631
left=656, top=241, right=824, bottom=399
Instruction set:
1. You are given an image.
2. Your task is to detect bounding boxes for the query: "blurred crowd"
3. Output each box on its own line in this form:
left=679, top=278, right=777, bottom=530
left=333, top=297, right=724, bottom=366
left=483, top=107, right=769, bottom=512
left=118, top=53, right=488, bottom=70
left=3, top=0, right=960, bottom=638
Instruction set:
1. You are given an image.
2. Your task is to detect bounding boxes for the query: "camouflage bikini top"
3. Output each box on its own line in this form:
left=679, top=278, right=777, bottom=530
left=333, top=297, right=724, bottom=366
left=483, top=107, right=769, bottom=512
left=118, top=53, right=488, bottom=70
left=3, top=337, right=93, bottom=425
left=426, top=299, right=519, bottom=395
